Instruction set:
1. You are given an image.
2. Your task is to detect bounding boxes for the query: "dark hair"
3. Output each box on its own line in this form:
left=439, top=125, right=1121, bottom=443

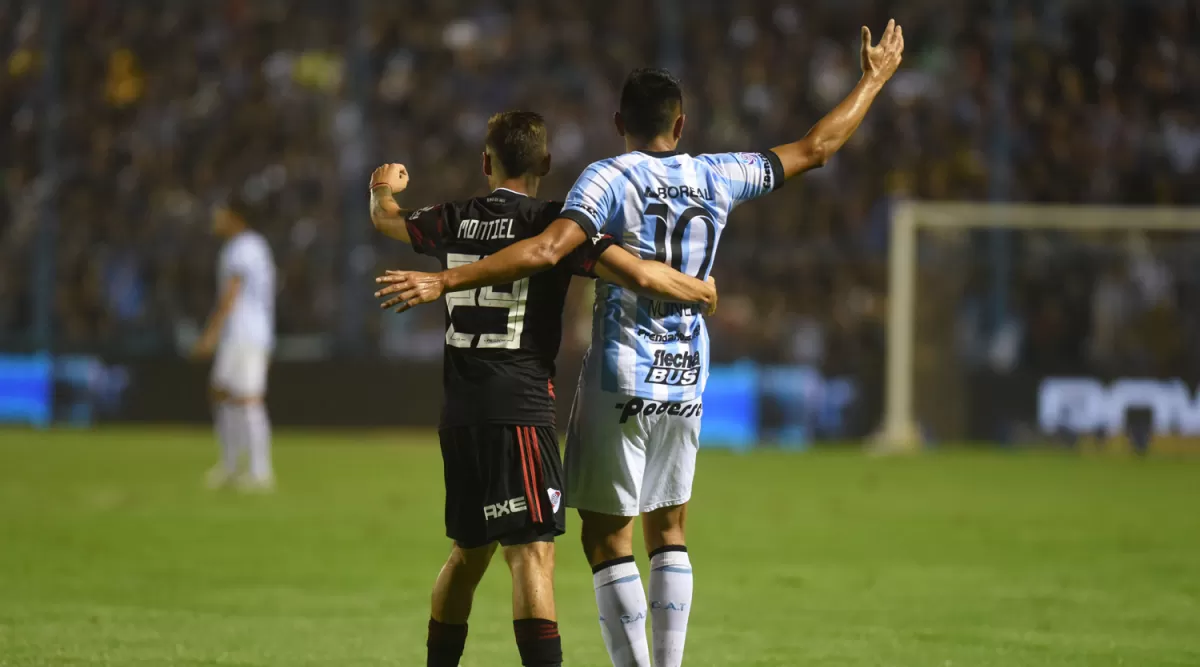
left=619, top=68, right=683, bottom=139
left=485, top=111, right=548, bottom=177
left=219, top=189, right=256, bottom=229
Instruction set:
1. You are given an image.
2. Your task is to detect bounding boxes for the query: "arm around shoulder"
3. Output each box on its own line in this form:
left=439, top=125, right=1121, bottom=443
left=442, top=217, right=589, bottom=292
left=594, top=246, right=717, bottom=313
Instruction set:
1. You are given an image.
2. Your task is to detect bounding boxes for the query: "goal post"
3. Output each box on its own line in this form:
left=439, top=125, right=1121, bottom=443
left=879, top=201, right=1200, bottom=451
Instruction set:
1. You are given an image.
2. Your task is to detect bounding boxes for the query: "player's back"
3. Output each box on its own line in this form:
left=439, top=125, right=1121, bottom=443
left=561, top=149, right=782, bottom=401
left=217, top=230, right=276, bottom=349
left=405, top=188, right=604, bottom=428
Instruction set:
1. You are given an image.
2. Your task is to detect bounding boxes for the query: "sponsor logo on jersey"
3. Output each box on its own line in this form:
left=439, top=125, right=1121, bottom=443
left=458, top=218, right=517, bottom=241
left=407, top=205, right=438, bottom=221
left=615, top=397, right=704, bottom=424
left=483, top=496, right=528, bottom=520
left=647, top=301, right=701, bottom=319
left=547, top=488, right=562, bottom=514
left=637, top=327, right=695, bottom=343
left=645, top=350, right=702, bottom=386
left=574, top=202, right=601, bottom=220
left=645, top=368, right=701, bottom=386
left=736, top=152, right=775, bottom=191
left=643, top=185, right=713, bottom=201
left=652, top=350, right=701, bottom=369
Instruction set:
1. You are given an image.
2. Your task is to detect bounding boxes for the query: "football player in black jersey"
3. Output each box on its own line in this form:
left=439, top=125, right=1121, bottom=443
left=368, top=111, right=715, bottom=667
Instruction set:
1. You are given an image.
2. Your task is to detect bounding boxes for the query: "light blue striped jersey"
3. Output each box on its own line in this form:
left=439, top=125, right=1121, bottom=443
left=560, top=149, right=783, bottom=401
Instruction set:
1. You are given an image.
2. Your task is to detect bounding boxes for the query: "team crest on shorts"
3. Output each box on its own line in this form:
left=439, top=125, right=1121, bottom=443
left=547, top=488, right=562, bottom=514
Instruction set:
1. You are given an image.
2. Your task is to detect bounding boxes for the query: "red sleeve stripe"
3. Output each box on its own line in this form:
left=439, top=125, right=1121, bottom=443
left=407, top=222, right=426, bottom=248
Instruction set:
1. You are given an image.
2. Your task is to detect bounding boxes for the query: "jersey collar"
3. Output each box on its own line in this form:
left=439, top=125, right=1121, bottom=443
left=491, top=187, right=529, bottom=198
left=636, top=150, right=681, bottom=159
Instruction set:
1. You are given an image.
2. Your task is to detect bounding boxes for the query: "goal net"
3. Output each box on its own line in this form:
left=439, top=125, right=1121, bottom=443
left=880, top=202, right=1200, bottom=452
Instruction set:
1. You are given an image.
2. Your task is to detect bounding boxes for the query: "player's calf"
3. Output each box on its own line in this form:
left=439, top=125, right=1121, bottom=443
left=428, top=542, right=496, bottom=667
left=579, top=510, right=636, bottom=566
left=642, top=502, right=687, bottom=554
left=503, top=541, right=562, bottom=667
left=432, top=542, right=496, bottom=623
left=503, top=540, right=556, bottom=620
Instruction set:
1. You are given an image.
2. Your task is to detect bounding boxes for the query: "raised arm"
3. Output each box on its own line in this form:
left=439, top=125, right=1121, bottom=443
left=375, top=217, right=589, bottom=312
left=772, top=20, right=904, bottom=179
left=594, top=246, right=717, bottom=314
left=369, top=163, right=414, bottom=242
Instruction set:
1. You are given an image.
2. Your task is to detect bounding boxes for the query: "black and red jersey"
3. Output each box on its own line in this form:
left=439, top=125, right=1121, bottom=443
left=405, top=188, right=612, bottom=428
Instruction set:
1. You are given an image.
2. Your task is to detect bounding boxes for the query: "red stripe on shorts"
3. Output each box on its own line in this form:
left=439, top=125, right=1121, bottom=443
left=528, top=426, right=545, bottom=486
left=523, top=427, right=544, bottom=522
left=516, top=427, right=541, bottom=523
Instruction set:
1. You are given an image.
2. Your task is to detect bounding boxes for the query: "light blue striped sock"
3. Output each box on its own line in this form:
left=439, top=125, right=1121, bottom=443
left=649, top=548, right=693, bottom=667
left=593, top=558, right=651, bottom=667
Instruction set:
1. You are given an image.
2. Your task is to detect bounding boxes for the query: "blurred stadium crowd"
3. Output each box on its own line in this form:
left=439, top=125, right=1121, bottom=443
left=3, top=0, right=1200, bottom=377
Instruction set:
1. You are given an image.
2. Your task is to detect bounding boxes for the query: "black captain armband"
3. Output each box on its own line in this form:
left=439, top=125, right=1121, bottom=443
left=763, top=149, right=786, bottom=192
left=560, top=208, right=600, bottom=240
left=577, top=233, right=617, bottom=276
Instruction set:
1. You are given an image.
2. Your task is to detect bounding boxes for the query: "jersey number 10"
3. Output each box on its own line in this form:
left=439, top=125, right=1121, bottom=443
left=444, top=253, right=530, bottom=350
left=644, top=203, right=717, bottom=278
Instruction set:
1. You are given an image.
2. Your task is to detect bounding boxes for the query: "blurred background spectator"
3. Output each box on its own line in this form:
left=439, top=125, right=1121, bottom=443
left=4, top=0, right=1200, bottom=381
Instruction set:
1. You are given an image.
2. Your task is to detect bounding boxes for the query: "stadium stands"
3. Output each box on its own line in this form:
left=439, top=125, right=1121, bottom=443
left=3, top=0, right=1200, bottom=377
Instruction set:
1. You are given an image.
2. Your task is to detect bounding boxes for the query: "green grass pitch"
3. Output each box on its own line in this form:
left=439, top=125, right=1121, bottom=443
left=1, top=429, right=1198, bottom=666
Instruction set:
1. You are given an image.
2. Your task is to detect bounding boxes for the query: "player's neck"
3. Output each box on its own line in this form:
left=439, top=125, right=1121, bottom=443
left=490, top=176, right=539, bottom=198
left=625, top=135, right=678, bottom=154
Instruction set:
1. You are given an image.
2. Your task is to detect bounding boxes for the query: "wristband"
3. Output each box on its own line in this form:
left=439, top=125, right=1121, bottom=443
left=370, top=183, right=391, bottom=191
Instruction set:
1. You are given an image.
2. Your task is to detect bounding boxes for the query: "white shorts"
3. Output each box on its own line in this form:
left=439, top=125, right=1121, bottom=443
left=565, top=383, right=703, bottom=517
left=210, top=341, right=270, bottom=398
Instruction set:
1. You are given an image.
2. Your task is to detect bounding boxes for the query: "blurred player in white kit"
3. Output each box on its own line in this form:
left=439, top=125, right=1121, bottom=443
left=193, top=194, right=277, bottom=491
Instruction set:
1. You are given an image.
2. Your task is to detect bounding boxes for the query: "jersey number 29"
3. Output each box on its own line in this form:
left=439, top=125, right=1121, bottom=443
left=444, top=253, right=530, bottom=350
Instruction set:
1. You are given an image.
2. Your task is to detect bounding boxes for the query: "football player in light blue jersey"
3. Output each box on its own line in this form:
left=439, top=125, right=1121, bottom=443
left=377, top=21, right=905, bottom=667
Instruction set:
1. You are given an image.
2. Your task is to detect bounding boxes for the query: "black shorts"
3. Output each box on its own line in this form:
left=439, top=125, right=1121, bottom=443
left=439, top=424, right=566, bottom=549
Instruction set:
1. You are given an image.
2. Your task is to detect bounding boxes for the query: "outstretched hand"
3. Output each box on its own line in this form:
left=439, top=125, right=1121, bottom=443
left=861, top=19, right=904, bottom=84
left=375, top=270, right=446, bottom=313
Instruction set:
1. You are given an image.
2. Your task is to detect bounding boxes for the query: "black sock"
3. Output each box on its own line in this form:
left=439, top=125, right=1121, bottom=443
left=513, top=618, right=562, bottom=667
left=427, top=618, right=468, bottom=667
